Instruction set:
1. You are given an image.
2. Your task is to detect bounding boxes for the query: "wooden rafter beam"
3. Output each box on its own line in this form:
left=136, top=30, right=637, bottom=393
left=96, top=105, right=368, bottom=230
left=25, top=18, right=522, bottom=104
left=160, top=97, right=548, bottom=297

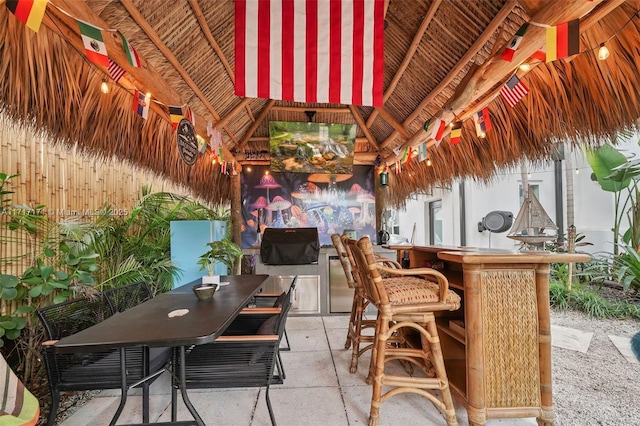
left=187, top=0, right=235, bottom=84
left=375, top=107, right=410, bottom=139
left=379, top=0, right=518, bottom=150
left=456, top=0, right=627, bottom=124
left=238, top=152, right=378, bottom=166
left=186, top=0, right=255, bottom=121
left=365, top=0, right=442, bottom=128
left=119, top=0, right=238, bottom=144
left=236, top=100, right=276, bottom=153
left=384, top=0, right=609, bottom=164
left=215, top=98, right=251, bottom=130
left=349, top=105, right=378, bottom=149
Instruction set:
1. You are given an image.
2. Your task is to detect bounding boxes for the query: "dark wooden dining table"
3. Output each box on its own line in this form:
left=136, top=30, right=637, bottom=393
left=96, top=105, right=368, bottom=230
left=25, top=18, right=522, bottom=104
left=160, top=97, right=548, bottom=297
left=54, top=274, right=269, bottom=426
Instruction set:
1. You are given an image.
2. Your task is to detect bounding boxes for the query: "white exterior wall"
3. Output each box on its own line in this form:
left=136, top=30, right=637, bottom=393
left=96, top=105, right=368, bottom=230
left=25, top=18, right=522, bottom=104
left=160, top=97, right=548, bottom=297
left=393, top=139, right=639, bottom=255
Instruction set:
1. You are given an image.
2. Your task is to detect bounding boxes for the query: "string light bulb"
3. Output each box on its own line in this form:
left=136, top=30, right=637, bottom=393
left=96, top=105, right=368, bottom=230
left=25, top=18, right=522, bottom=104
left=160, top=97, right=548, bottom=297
left=575, top=168, right=580, bottom=174
left=478, top=132, right=486, bottom=139
left=598, top=44, right=610, bottom=60
left=100, top=80, right=109, bottom=94
left=519, top=63, right=531, bottom=72
left=426, top=158, right=432, bottom=166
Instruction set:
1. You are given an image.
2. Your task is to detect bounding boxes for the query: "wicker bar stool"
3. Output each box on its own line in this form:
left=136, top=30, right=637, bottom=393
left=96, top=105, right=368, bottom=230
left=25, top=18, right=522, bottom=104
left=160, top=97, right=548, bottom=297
left=331, top=233, right=403, bottom=373
left=347, top=236, right=461, bottom=426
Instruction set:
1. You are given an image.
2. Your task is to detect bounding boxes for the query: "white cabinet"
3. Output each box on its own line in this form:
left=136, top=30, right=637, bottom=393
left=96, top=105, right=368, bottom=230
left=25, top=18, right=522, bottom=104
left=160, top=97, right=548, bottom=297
left=263, top=275, right=320, bottom=314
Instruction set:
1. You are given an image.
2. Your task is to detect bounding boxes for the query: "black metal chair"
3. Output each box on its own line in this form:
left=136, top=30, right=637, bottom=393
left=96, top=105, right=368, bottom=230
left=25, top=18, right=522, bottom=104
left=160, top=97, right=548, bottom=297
left=242, top=276, right=297, bottom=379
left=102, top=281, right=155, bottom=313
left=37, top=284, right=171, bottom=426
left=172, top=282, right=293, bottom=426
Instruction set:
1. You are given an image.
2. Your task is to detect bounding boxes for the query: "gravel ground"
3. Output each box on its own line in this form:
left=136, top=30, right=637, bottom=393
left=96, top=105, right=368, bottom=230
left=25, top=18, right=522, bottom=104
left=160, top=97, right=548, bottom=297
left=551, top=309, right=640, bottom=426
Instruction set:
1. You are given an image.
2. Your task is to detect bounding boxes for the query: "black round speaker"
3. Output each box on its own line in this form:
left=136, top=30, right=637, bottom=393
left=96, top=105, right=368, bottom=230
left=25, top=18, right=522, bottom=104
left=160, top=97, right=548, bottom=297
left=481, top=211, right=513, bottom=233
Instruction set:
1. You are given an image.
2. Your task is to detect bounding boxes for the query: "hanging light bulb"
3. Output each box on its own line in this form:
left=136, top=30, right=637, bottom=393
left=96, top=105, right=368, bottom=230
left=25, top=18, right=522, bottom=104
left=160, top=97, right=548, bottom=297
left=528, top=173, right=532, bottom=179
left=426, top=158, right=432, bottom=167
left=100, top=80, right=109, bottom=94
left=575, top=168, right=580, bottom=174
left=246, top=166, right=252, bottom=172
left=598, top=44, right=610, bottom=60
left=519, top=63, right=531, bottom=72
left=478, top=132, right=486, bottom=139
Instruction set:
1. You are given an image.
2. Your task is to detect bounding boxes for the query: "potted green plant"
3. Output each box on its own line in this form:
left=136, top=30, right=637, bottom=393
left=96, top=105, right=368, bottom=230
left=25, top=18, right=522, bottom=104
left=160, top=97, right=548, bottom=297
left=197, top=238, right=243, bottom=284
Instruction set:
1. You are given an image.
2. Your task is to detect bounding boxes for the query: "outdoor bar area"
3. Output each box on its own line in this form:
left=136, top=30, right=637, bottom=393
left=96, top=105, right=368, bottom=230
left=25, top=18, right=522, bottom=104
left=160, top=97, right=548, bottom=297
left=1, top=1, right=640, bottom=426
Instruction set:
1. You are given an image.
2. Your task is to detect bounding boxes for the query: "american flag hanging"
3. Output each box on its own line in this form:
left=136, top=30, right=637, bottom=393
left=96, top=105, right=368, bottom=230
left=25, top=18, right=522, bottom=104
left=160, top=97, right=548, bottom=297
left=500, top=75, right=529, bottom=108
left=234, top=0, right=385, bottom=107
left=107, top=59, right=125, bottom=83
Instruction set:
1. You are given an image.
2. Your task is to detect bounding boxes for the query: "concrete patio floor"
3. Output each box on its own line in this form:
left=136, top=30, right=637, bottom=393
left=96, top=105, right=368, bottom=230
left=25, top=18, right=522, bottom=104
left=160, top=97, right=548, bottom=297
left=59, top=314, right=632, bottom=426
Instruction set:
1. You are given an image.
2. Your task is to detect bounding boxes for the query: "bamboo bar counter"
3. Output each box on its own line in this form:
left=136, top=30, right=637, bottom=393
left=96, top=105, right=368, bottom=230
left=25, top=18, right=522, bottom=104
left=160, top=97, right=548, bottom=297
left=386, top=245, right=590, bottom=426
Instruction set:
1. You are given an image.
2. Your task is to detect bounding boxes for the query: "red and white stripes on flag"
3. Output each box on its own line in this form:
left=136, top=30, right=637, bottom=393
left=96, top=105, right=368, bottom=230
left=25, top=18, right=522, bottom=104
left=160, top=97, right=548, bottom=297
left=108, top=59, right=125, bottom=83
left=235, top=0, right=385, bottom=107
left=500, top=75, right=529, bottom=108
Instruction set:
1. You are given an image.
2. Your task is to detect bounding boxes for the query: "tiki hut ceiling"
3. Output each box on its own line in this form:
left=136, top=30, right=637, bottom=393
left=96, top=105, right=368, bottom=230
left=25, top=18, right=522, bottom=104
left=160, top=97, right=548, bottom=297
left=2, top=0, right=640, bottom=207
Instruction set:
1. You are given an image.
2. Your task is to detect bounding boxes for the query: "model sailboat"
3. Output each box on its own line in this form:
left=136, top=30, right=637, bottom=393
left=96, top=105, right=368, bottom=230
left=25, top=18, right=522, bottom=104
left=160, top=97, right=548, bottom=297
left=507, top=186, right=558, bottom=248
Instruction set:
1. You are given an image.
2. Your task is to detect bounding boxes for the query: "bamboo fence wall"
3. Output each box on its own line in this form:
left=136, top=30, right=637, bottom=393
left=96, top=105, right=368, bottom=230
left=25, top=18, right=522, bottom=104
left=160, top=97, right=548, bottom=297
left=1, top=115, right=197, bottom=314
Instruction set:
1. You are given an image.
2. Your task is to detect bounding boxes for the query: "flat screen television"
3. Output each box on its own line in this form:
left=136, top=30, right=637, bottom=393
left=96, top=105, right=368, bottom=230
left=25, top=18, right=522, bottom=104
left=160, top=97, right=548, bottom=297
left=269, top=121, right=356, bottom=174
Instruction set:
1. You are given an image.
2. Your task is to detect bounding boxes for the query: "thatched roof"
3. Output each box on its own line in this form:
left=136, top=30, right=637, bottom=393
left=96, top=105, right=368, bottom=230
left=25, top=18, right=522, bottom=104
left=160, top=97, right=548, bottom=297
left=2, top=0, right=640, bottom=207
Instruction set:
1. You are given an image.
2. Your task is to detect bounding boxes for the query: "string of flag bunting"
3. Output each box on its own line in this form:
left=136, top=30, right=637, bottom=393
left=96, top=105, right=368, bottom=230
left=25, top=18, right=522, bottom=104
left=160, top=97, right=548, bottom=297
left=7, top=0, right=638, bottom=178
left=396, top=7, right=638, bottom=177
left=5, top=0, right=234, bottom=174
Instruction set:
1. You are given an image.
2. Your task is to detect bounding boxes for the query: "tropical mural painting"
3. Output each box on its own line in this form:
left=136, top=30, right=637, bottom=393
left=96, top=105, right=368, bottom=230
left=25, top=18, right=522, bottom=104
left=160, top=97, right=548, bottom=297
left=240, top=165, right=375, bottom=248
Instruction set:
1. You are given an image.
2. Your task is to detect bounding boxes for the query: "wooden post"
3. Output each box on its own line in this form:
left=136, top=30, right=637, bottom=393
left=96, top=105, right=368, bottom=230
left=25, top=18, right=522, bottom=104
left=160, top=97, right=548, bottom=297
left=375, top=169, right=386, bottom=243
left=231, top=168, right=242, bottom=274
left=567, top=225, right=576, bottom=292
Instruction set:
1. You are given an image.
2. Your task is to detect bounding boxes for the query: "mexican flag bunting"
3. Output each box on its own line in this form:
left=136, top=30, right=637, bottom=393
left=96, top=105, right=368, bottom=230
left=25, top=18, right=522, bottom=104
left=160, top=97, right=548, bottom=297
left=118, top=31, right=140, bottom=67
left=132, top=89, right=150, bottom=119
left=168, top=106, right=184, bottom=130
left=546, top=19, right=580, bottom=62
left=450, top=121, right=462, bottom=145
left=197, top=135, right=207, bottom=153
left=501, top=23, right=529, bottom=62
left=77, top=19, right=109, bottom=67
left=6, top=0, right=48, bottom=32
left=475, top=107, right=492, bottom=137
left=417, top=143, right=427, bottom=162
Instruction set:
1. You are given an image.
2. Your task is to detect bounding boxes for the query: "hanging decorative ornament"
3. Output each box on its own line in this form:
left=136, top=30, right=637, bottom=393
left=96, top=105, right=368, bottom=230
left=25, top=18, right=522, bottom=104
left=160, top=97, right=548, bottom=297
left=207, top=121, right=223, bottom=152
left=380, top=170, right=389, bottom=186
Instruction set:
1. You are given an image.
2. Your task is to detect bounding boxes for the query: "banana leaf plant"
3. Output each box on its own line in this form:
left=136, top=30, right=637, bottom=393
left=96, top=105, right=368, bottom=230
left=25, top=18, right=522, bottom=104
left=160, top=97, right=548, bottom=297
left=585, top=142, right=640, bottom=254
